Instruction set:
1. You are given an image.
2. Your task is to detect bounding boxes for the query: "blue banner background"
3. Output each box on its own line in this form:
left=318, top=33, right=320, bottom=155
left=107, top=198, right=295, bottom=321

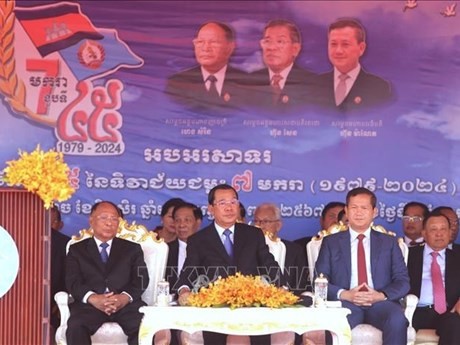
left=1, top=1, right=459, bottom=241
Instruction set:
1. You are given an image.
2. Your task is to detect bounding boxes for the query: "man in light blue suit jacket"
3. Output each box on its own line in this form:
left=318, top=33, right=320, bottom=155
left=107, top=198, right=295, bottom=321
left=315, top=187, right=410, bottom=345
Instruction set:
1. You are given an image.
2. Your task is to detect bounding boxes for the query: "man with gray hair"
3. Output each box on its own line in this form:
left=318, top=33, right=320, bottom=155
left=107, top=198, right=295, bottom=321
left=165, top=21, right=247, bottom=112
left=248, top=19, right=316, bottom=111
left=254, top=202, right=309, bottom=294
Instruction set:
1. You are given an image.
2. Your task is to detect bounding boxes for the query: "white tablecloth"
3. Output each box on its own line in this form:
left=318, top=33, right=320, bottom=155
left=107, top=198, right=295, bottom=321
left=139, top=306, right=351, bottom=345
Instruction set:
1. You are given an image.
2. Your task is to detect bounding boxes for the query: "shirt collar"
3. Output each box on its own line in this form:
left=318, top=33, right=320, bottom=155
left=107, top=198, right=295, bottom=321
left=349, top=226, right=371, bottom=241
left=405, top=236, right=424, bottom=244
left=214, top=222, right=235, bottom=237
left=268, top=63, right=294, bottom=84
left=423, top=244, right=447, bottom=259
left=94, top=237, right=113, bottom=247
left=334, top=64, right=361, bottom=83
left=201, top=65, right=228, bottom=82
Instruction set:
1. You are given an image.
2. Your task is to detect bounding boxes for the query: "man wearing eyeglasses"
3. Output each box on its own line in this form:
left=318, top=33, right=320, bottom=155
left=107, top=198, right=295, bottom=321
left=248, top=19, right=316, bottom=112
left=176, top=184, right=282, bottom=345
left=165, top=21, right=247, bottom=113
left=65, top=201, right=149, bottom=345
left=402, top=201, right=429, bottom=247
left=254, top=203, right=308, bottom=295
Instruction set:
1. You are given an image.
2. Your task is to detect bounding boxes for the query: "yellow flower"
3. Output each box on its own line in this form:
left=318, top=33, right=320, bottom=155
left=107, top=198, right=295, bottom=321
left=3, top=144, right=75, bottom=209
left=188, top=273, right=299, bottom=309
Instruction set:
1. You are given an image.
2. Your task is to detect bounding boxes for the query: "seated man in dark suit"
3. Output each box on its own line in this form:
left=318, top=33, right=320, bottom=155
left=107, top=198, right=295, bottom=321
left=408, top=210, right=460, bottom=344
left=165, top=202, right=202, bottom=345
left=165, top=21, right=247, bottom=113
left=314, top=18, right=393, bottom=113
left=247, top=19, right=316, bottom=112
left=254, top=202, right=308, bottom=294
left=315, top=187, right=410, bottom=345
left=65, top=201, right=149, bottom=345
left=177, top=184, right=283, bottom=345
left=166, top=202, right=202, bottom=293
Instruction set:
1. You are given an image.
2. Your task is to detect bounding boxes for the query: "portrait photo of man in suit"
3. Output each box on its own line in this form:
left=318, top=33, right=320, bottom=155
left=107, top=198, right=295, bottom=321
left=65, top=201, right=149, bottom=345
left=176, top=184, right=282, bottom=345
left=248, top=19, right=316, bottom=112
left=314, top=18, right=393, bottom=113
left=315, top=187, right=410, bottom=345
left=165, top=21, right=247, bottom=113
left=408, top=210, right=460, bottom=345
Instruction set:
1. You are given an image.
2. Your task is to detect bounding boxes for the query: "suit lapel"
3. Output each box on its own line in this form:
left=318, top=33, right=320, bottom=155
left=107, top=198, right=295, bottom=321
left=171, top=240, right=179, bottom=270
left=233, top=223, right=246, bottom=264
left=86, top=238, right=106, bottom=272
left=370, top=231, right=382, bottom=278
left=187, top=66, right=208, bottom=96
left=338, top=231, right=352, bottom=284
left=411, top=246, right=424, bottom=296
left=445, top=248, right=457, bottom=307
left=209, top=223, right=233, bottom=264
left=106, top=237, right=121, bottom=272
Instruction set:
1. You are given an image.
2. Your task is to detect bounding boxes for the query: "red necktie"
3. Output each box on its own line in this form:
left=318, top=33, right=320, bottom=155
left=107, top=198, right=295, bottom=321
left=357, top=234, right=368, bottom=287
left=431, top=252, right=447, bottom=314
left=271, top=73, right=283, bottom=104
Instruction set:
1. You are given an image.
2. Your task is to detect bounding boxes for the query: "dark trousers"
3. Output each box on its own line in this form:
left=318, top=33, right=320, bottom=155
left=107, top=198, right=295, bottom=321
left=342, top=300, right=408, bottom=345
left=66, top=300, right=145, bottom=345
left=413, top=306, right=460, bottom=345
left=203, top=331, right=270, bottom=345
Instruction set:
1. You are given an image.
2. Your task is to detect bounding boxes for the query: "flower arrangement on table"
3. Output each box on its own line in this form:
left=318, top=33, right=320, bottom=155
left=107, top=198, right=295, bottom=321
left=188, top=273, right=299, bottom=309
left=3, top=145, right=75, bottom=209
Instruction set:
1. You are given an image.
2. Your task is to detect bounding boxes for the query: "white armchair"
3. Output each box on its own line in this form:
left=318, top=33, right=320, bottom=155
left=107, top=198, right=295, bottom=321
left=264, top=233, right=295, bottom=345
left=307, top=223, right=418, bottom=345
left=55, top=219, right=169, bottom=345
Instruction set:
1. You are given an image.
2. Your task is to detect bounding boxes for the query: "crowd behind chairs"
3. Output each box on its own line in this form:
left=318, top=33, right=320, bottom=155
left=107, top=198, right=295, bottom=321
left=51, top=186, right=460, bottom=345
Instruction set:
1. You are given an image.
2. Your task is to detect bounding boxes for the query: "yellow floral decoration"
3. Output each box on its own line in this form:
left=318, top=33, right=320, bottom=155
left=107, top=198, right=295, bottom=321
left=188, top=273, right=299, bottom=309
left=3, top=145, right=75, bottom=209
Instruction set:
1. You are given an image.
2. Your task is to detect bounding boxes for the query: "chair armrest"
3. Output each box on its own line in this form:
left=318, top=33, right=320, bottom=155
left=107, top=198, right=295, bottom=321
left=403, top=294, right=418, bottom=328
left=54, top=291, right=74, bottom=327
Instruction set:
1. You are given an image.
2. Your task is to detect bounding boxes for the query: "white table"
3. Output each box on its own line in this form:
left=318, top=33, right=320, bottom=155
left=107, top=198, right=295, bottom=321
left=139, top=306, right=351, bottom=345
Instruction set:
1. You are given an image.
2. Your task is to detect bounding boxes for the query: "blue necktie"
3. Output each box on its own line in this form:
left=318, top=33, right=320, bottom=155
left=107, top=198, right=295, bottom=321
left=223, top=229, right=234, bottom=259
left=100, top=242, right=109, bottom=263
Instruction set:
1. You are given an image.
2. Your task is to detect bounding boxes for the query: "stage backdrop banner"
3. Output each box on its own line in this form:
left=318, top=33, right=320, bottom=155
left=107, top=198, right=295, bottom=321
left=0, top=0, right=459, bottom=241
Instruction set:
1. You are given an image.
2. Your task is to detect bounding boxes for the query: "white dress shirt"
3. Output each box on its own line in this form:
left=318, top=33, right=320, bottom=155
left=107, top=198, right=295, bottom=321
left=214, top=222, right=235, bottom=245
left=333, top=64, right=361, bottom=99
left=201, top=65, right=227, bottom=96
left=349, top=227, right=374, bottom=289
left=268, top=63, right=294, bottom=90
